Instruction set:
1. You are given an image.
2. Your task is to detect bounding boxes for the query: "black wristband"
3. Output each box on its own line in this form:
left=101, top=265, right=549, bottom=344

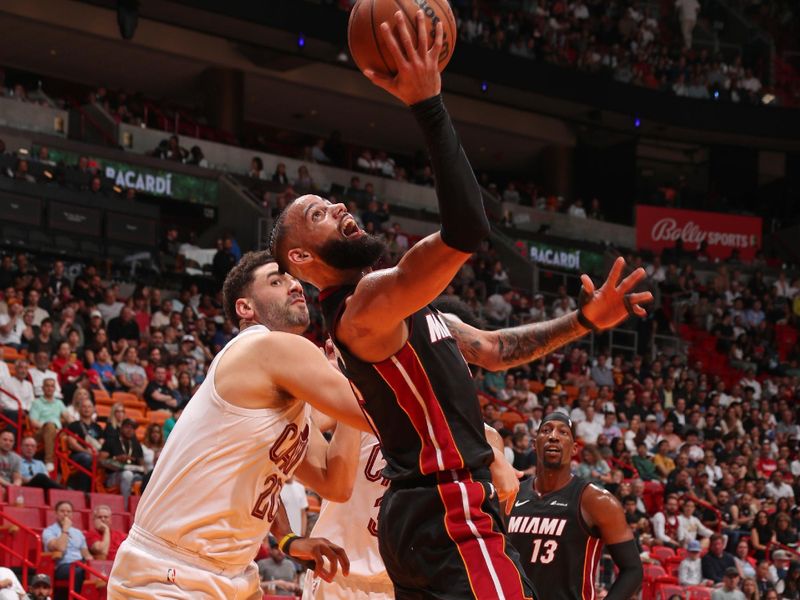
left=283, top=534, right=303, bottom=556
left=577, top=308, right=599, bottom=333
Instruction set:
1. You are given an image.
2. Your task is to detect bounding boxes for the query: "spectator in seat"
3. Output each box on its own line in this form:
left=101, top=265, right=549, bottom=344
left=28, top=318, right=56, bottom=358
left=271, top=163, right=289, bottom=185
left=765, top=470, right=795, bottom=502
left=248, top=157, right=266, bottom=180
left=165, top=135, right=186, bottom=162
left=212, top=237, right=237, bottom=285
left=90, top=347, right=119, bottom=391
left=25, top=573, right=53, bottom=600
left=19, top=436, right=63, bottom=490
left=576, top=405, right=603, bottom=445
left=511, top=431, right=536, bottom=476
left=360, top=200, right=389, bottom=232
left=279, top=476, right=308, bottom=536
left=42, top=500, right=91, bottom=595
left=185, top=146, right=207, bottom=168
left=653, top=440, right=676, bottom=480
left=85, top=504, right=127, bottom=561
left=294, top=165, right=314, bottom=191
left=679, top=539, right=712, bottom=586
left=678, top=498, right=714, bottom=548
left=484, top=286, right=514, bottom=327
left=750, top=510, right=775, bottom=561
left=733, top=539, right=756, bottom=580
left=28, top=378, right=66, bottom=470
left=65, top=397, right=104, bottom=492
left=652, top=494, right=682, bottom=549
left=150, top=299, right=172, bottom=330
left=0, top=566, right=24, bottom=599
left=115, top=346, right=147, bottom=398
left=103, top=403, right=126, bottom=443
left=702, top=534, right=738, bottom=585
left=107, top=307, right=140, bottom=346
left=257, top=537, right=300, bottom=596
left=143, top=366, right=178, bottom=411
left=141, top=423, right=164, bottom=473
left=590, top=354, right=614, bottom=387
left=13, top=158, right=35, bottom=183
left=99, top=418, right=143, bottom=504
left=712, top=567, right=746, bottom=600
left=29, top=351, right=62, bottom=399
left=1, top=359, right=35, bottom=432
left=0, top=430, right=22, bottom=491
left=310, top=138, right=330, bottom=164
left=97, top=289, right=124, bottom=324
left=632, top=442, right=658, bottom=481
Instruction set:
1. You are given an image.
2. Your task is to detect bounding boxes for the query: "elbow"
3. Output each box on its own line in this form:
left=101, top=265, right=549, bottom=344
left=325, top=481, right=355, bottom=503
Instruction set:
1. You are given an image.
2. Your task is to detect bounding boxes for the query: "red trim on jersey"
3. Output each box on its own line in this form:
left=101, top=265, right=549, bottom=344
left=438, top=475, right=533, bottom=600
left=580, top=537, right=602, bottom=600
left=373, top=343, right=465, bottom=474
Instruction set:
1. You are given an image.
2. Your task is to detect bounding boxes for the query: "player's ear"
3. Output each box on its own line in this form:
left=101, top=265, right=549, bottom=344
left=235, top=297, right=254, bottom=321
left=287, top=247, right=312, bottom=266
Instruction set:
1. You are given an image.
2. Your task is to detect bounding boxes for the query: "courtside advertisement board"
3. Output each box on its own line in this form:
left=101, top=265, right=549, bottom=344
left=636, top=205, right=762, bottom=261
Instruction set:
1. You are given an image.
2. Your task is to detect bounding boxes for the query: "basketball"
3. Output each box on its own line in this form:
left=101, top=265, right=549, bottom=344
left=348, top=0, right=457, bottom=76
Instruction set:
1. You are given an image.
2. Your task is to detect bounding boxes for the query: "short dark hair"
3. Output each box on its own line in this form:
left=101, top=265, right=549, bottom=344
left=269, top=200, right=299, bottom=273
left=54, top=500, right=73, bottom=511
left=222, top=251, right=277, bottom=323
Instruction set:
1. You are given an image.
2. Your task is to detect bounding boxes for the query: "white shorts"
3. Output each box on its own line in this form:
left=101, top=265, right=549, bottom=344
left=302, top=569, right=394, bottom=600
left=108, top=525, right=261, bottom=600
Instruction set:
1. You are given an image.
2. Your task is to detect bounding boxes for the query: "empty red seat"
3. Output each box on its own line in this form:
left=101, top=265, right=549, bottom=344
left=48, top=489, right=87, bottom=510
left=687, top=586, right=714, bottom=600
left=89, top=492, right=126, bottom=513
left=0, top=506, right=44, bottom=530
left=6, top=485, right=46, bottom=508
left=128, top=494, right=140, bottom=518
left=650, top=546, right=676, bottom=565
left=110, top=512, right=131, bottom=532
left=655, top=582, right=684, bottom=600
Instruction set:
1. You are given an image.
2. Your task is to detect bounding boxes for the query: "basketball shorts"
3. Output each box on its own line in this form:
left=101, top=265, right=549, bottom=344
left=302, top=569, right=395, bottom=600
left=377, top=468, right=536, bottom=600
left=108, top=525, right=261, bottom=600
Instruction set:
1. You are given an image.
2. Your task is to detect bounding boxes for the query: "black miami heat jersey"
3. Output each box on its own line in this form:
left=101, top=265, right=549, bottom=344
left=507, top=477, right=602, bottom=600
left=320, top=285, right=493, bottom=481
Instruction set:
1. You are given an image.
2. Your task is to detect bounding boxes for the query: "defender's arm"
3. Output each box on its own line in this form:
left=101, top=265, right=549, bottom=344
left=294, top=421, right=360, bottom=503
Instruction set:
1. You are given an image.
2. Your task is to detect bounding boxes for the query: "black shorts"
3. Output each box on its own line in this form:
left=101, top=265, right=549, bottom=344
left=377, top=469, right=536, bottom=600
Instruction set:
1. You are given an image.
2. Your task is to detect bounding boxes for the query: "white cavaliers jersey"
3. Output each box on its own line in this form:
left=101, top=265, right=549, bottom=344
left=134, top=324, right=311, bottom=572
left=304, top=432, right=392, bottom=598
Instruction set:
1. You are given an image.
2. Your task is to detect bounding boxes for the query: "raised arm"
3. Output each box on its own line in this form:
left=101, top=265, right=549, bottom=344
left=293, top=421, right=360, bottom=503
left=442, top=257, right=654, bottom=371
left=342, top=12, right=489, bottom=337
left=266, top=333, right=371, bottom=433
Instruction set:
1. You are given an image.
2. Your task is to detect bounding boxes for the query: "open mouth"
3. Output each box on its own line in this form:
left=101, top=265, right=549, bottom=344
left=340, top=216, right=362, bottom=239
left=544, top=445, right=561, bottom=457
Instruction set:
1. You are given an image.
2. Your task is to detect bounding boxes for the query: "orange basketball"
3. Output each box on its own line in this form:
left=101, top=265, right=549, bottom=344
left=348, top=0, right=457, bottom=76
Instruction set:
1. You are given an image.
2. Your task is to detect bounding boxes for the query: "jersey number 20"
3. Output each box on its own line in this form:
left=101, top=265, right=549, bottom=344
left=529, top=539, right=558, bottom=564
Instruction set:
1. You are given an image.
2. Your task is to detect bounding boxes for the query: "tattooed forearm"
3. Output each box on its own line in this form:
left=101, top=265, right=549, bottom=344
left=493, top=312, right=589, bottom=369
left=440, top=316, right=487, bottom=364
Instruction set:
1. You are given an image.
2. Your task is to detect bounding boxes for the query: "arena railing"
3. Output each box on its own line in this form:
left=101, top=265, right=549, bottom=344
left=687, top=495, right=723, bottom=532
left=68, top=560, right=110, bottom=600
left=54, top=428, right=99, bottom=493
left=0, top=386, right=24, bottom=452
left=0, top=508, right=43, bottom=589
left=765, top=540, right=800, bottom=562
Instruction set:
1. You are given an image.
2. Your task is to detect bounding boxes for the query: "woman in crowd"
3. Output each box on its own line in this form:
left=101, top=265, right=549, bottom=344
left=774, top=511, right=799, bottom=548
left=575, top=445, right=612, bottom=486
left=104, top=403, right=126, bottom=443
left=751, top=510, right=776, bottom=561
left=733, top=538, right=757, bottom=580
left=141, top=423, right=164, bottom=473
left=63, top=388, right=93, bottom=424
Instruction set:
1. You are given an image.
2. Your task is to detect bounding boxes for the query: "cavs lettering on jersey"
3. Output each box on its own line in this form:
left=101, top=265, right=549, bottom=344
left=320, top=286, right=492, bottom=482
left=134, top=324, right=311, bottom=571
left=303, top=433, right=394, bottom=599
left=507, top=477, right=602, bottom=600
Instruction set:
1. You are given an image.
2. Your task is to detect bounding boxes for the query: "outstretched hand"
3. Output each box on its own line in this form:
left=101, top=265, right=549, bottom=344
left=363, top=10, right=443, bottom=105
left=489, top=447, right=524, bottom=515
left=579, top=257, right=654, bottom=331
left=288, top=536, right=350, bottom=582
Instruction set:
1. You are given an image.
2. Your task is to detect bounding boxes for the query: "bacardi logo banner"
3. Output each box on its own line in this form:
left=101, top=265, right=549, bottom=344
left=636, top=206, right=762, bottom=261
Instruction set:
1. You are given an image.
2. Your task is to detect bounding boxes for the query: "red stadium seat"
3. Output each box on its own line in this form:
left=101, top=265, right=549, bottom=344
left=655, top=582, right=685, bottom=600
left=650, top=546, right=675, bottom=565
left=6, top=485, right=46, bottom=508
left=687, top=586, right=714, bottom=600
left=128, top=494, right=140, bottom=517
left=89, top=492, right=126, bottom=513
left=49, top=489, right=87, bottom=511
left=111, top=512, right=132, bottom=532
left=0, top=506, right=44, bottom=530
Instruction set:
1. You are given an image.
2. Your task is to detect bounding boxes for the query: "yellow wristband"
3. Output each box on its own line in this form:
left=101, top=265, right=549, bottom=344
left=277, top=533, right=298, bottom=553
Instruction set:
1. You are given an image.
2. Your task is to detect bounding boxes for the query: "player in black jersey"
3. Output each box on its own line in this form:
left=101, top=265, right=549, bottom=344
left=271, top=9, right=652, bottom=599
left=507, top=413, right=643, bottom=600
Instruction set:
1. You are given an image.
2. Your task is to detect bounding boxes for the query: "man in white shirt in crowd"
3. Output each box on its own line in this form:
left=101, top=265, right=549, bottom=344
left=29, top=351, right=62, bottom=400
left=484, top=286, right=513, bottom=327
left=97, top=288, right=124, bottom=323
left=280, top=476, right=309, bottom=537
left=765, top=471, right=795, bottom=502
left=576, top=404, right=604, bottom=444
left=0, top=359, right=35, bottom=436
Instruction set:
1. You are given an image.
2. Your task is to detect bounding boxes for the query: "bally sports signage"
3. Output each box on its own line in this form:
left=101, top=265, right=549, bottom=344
left=636, top=206, right=762, bottom=261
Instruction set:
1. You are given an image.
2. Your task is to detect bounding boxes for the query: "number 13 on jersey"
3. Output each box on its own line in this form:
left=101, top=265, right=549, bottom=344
left=529, top=539, right=558, bottom=564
